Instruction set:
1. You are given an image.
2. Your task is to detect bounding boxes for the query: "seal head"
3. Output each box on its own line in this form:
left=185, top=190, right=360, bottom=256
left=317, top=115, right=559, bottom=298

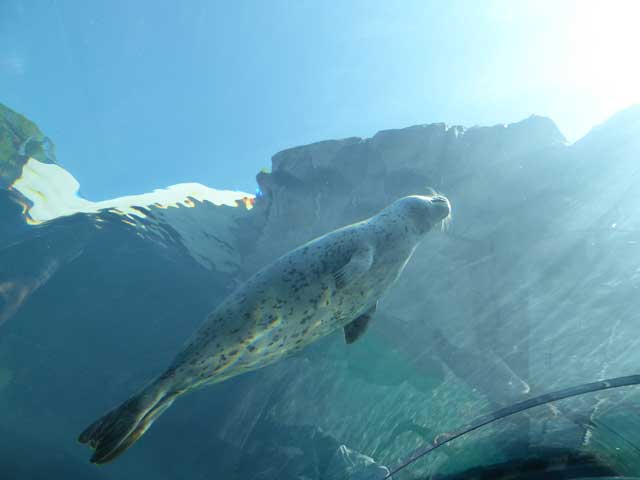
left=405, top=194, right=451, bottom=233
left=377, top=194, right=451, bottom=237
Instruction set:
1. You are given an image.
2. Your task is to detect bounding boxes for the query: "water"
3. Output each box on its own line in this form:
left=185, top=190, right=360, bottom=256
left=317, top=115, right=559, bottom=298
left=3, top=3, right=640, bottom=479
left=3, top=99, right=640, bottom=479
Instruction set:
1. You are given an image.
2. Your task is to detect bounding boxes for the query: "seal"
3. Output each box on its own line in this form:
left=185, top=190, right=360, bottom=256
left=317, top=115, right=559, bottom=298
left=78, top=194, right=451, bottom=464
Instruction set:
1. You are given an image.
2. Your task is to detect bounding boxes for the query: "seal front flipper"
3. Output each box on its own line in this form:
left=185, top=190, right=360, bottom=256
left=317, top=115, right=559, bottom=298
left=344, top=303, right=377, bottom=344
left=333, top=243, right=374, bottom=289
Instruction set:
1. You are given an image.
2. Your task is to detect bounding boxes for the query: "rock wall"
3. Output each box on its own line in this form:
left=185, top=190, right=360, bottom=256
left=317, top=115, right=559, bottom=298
left=2, top=102, right=640, bottom=479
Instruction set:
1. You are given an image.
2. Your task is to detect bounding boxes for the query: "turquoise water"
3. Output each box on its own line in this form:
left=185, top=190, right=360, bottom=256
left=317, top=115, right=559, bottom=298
left=2, top=2, right=640, bottom=479
left=3, top=99, right=640, bottom=479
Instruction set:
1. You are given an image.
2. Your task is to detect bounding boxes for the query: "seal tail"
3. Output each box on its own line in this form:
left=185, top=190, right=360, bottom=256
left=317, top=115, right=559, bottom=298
left=78, top=380, right=179, bottom=464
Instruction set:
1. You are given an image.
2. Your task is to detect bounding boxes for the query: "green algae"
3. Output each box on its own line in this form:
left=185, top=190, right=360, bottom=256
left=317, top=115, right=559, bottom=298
left=0, top=102, right=56, bottom=188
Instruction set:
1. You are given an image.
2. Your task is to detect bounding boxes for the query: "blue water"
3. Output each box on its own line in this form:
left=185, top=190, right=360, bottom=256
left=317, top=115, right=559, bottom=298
left=3, top=3, right=640, bottom=480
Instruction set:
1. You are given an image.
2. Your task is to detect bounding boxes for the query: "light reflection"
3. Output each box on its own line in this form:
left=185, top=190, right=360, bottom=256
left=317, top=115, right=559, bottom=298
left=10, top=157, right=255, bottom=225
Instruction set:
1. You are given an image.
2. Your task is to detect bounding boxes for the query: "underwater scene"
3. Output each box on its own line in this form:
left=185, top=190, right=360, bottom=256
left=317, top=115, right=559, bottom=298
left=2, top=1, right=640, bottom=479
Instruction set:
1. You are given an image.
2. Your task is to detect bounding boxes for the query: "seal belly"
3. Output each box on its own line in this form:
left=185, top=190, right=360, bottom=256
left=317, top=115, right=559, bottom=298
left=174, top=273, right=340, bottom=385
left=173, top=238, right=405, bottom=389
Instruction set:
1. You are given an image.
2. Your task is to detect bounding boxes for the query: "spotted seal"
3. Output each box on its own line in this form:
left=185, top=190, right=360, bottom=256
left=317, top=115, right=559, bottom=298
left=79, top=194, right=451, bottom=463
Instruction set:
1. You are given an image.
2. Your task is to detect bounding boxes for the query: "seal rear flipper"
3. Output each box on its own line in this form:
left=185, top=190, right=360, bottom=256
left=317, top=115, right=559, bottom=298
left=333, top=243, right=374, bottom=289
left=344, top=303, right=377, bottom=344
left=78, top=380, right=178, bottom=464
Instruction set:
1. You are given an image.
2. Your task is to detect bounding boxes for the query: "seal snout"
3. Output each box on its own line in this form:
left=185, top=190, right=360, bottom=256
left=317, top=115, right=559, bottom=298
left=429, top=194, right=451, bottom=222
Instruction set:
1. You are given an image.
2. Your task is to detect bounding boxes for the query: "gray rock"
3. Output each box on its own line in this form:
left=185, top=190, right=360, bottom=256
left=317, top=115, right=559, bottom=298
left=2, top=103, right=640, bottom=478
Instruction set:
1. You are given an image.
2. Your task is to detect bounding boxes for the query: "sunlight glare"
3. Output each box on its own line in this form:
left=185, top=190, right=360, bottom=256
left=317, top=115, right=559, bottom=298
left=567, top=1, right=640, bottom=115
